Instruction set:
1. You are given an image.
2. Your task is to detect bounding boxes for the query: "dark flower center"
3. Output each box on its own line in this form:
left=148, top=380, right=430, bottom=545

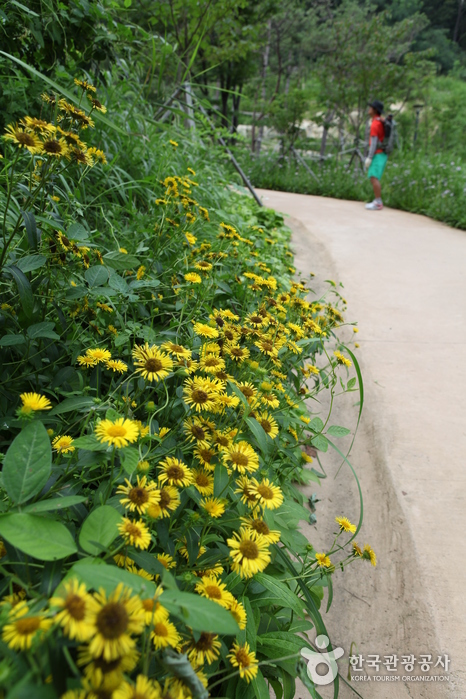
left=65, top=593, right=86, bottom=620
left=129, top=487, right=149, bottom=506
left=145, top=358, right=163, bottom=372
left=239, top=541, right=259, bottom=559
left=192, top=389, right=208, bottom=403
left=96, top=602, right=129, bottom=639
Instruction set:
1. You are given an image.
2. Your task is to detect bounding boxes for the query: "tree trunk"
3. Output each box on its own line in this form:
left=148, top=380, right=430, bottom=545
left=255, top=20, right=272, bottom=155
left=453, top=0, right=464, bottom=43
left=320, top=109, right=335, bottom=161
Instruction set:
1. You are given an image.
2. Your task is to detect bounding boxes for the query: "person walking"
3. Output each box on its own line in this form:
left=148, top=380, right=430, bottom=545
left=365, top=100, right=388, bottom=211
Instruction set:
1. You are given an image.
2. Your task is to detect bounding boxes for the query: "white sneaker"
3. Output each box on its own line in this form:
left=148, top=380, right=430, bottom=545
left=365, top=201, right=383, bottom=210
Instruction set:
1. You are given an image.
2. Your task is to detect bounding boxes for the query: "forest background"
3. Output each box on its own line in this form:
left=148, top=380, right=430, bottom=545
left=2, top=0, right=466, bottom=226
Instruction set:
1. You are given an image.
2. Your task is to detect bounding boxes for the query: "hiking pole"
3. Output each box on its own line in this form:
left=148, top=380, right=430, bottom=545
left=291, top=146, right=319, bottom=182
left=185, top=89, right=263, bottom=207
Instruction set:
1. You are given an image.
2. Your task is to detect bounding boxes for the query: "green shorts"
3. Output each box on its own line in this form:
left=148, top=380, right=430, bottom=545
left=368, top=152, right=388, bottom=180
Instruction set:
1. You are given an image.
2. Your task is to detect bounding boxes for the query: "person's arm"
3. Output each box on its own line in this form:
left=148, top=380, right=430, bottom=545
left=365, top=135, right=378, bottom=168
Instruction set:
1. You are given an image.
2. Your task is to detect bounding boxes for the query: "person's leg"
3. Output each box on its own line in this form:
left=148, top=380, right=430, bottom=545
left=370, top=176, right=381, bottom=200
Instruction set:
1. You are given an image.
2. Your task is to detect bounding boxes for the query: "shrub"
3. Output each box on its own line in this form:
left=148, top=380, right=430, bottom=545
left=0, top=82, right=372, bottom=698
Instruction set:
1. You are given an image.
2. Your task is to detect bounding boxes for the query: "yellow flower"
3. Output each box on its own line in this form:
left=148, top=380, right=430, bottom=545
left=186, top=632, right=221, bottom=665
left=192, top=468, right=214, bottom=496
left=2, top=602, right=52, bottom=650
left=87, top=584, right=144, bottom=660
left=315, top=552, right=331, bottom=568
left=147, top=486, right=180, bottom=519
left=87, top=146, right=107, bottom=164
left=169, top=140, right=178, bottom=147
left=240, top=514, right=280, bottom=544
left=140, top=593, right=169, bottom=626
left=77, top=354, right=96, bottom=368
left=194, top=260, right=212, bottom=273
left=85, top=347, right=112, bottom=364
left=50, top=579, right=93, bottom=640
left=105, top=359, right=127, bottom=373
left=193, top=445, right=217, bottom=469
left=157, top=457, right=193, bottom=487
left=113, top=674, right=160, bottom=699
left=248, top=477, right=283, bottom=510
left=227, top=598, right=247, bottom=629
left=199, top=354, right=226, bottom=374
left=227, top=527, right=271, bottom=578
left=4, top=124, right=43, bottom=153
left=77, top=646, right=138, bottom=691
left=335, top=516, right=356, bottom=534
left=183, top=417, right=211, bottom=446
left=136, top=265, right=146, bottom=280
left=334, top=350, right=352, bottom=368
left=200, top=496, right=226, bottom=518
left=161, top=341, right=191, bottom=360
left=117, top=476, right=161, bottom=514
left=224, top=343, right=250, bottom=363
left=227, top=641, right=259, bottom=682
left=74, top=77, right=96, bottom=92
left=95, top=418, right=139, bottom=449
left=352, top=541, right=363, bottom=557
left=185, top=232, right=197, bottom=245
left=52, top=435, right=75, bottom=454
left=193, top=322, right=219, bottom=338
left=363, top=544, right=377, bottom=567
left=132, top=343, right=173, bottom=382
left=184, top=272, right=202, bottom=284
left=195, top=576, right=233, bottom=608
left=255, top=411, right=279, bottom=439
left=119, top=248, right=128, bottom=254
left=41, top=137, right=69, bottom=159
left=87, top=95, right=107, bottom=113
left=118, top=518, right=152, bottom=550
left=223, top=441, right=259, bottom=475
left=19, top=392, right=52, bottom=413
left=151, top=619, right=181, bottom=650
left=183, top=376, right=224, bottom=412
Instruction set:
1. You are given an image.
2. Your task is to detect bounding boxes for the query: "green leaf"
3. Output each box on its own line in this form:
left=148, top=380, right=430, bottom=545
left=6, top=265, right=34, bottom=317
left=85, top=265, right=109, bottom=288
left=0, top=334, right=26, bottom=347
left=120, top=446, right=140, bottom=475
left=67, top=223, right=89, bottom=241
left=0, top=513, right=77, bottom=560
left=27, top=321, right=60, bottom=340
left=250, top=670, right=270, bottom=699
left=311, top=434, right=328, bottom=452
left=73, top=435, right=107, bottom=451
left=21, top=210, right=38, bottom=250
left=15, top=254, right=47, bottom=273
left=213, top=463, right=229, bottom=498
left=326, top=425, right=351, bottom=437
left=104, top=252, right=140, bottom=270
left=227, top=380, right=250, bottom=413
left=79, top=506, right=122, bottom=555
left=49, top=396, right=96, bottom=416
left=245, top=416, right=269, bottom=455
left=162, top=589, right=240, bottom=634
left=309, top=417, right=324, bottom=432
left=23, top=496, right=87, bottom=513
left=72, top=558, right=156, bottom=595
left=3, top=421, right=52, bottom=504
left=253, top=573, right=305, bottom=617
left=347, top=377, right=357, bottom=390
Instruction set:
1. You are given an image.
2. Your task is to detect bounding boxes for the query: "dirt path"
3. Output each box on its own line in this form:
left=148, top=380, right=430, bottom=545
left=255, top=190, right=466, bottom=699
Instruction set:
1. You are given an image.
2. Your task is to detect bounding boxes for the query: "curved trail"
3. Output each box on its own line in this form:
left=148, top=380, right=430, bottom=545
left=256, top=190, right=466, bottom=699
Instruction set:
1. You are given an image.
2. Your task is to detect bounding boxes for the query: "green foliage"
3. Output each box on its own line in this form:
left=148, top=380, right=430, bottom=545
left=0, top=71, right=368, bottom=697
